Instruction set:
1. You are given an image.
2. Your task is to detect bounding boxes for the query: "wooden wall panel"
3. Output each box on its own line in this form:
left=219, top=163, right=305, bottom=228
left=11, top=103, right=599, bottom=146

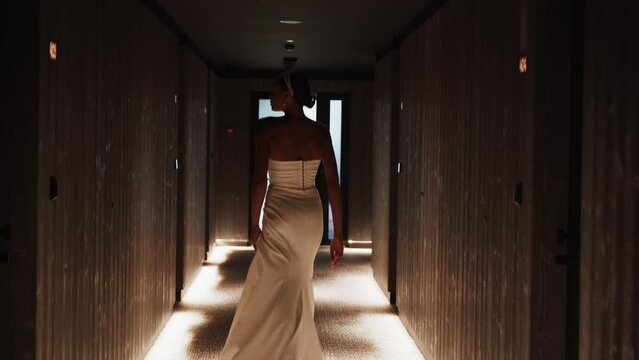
left=394, top=0, right=532, bottom=358
left=525, top=0, right=574, bottom=357
left=214, top=78, right=259, bottom=241
left=377, top=0, right=581, bottom=358
left=207, top=70, right=219, bottom=256
left=214, top=79, right=373, bottom=243
left=371, top=52, right=394, bottom=296
left=2, top=0, right=40, bottom=358
left=178, top=46, right=209, bottom=296
left=34, top=0, right=180, bottom=359
left=36, top=0, right=98, bottom=358
left=94, top=1, right=179, bottom=358
left=580, top=0, right=638, bottom=358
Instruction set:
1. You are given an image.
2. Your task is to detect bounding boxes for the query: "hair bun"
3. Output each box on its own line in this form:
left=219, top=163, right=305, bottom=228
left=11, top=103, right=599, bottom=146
left=278, top=72, right=314, bottom=108
left=305, top=93, right=317, bottom=108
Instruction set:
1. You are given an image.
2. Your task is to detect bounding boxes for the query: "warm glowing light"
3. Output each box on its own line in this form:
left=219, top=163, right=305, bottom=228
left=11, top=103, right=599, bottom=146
left=519, top=55, right=528, bottom=73
left=174, top=94, right=178, bottom=103
left=313, top=247, right=424, bottom=359
left=216, top=238, right=250, bottom=246
left=145, top=311, right=206, bottom=359
left=348, top=240, right=372, bottom=245
left=49, top=41, right=57, bottom=60
left=207, top=247, right=230, bottom=265
left=280, top=20, right=302, bottom=25
left=400, top=101, right=404, bottom=111
left=146, top=245, right=423, bottom=359
left=145, top=247, right=251, bottom=359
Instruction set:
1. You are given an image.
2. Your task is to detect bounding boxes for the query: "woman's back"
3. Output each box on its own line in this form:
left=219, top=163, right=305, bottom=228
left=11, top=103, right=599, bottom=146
left=260, top=116, right=328, bottom=161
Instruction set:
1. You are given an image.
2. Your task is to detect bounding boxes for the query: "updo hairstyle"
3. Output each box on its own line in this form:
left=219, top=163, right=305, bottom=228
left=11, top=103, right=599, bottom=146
left=276, top=72, right=316, bottom=108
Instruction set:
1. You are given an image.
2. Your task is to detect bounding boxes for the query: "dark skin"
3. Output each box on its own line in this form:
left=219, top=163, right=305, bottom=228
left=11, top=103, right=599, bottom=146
left=250, top=81, right=344, bottom=268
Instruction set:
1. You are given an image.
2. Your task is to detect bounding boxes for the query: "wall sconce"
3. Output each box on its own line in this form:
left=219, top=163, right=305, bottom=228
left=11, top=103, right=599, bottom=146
left=49, top=41, right=57, bottom=60
left=519, top=55, right=528, bottom=73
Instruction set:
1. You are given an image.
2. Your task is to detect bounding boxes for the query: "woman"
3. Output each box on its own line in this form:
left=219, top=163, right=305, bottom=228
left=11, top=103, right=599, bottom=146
left=219, top=71, right=344, bottom=360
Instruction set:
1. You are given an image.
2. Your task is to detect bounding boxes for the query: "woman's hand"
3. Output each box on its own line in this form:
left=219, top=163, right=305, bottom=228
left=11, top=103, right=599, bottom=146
left=329, top=235, right=344, bottom=268
left=250, top=226, right=262, bottom=250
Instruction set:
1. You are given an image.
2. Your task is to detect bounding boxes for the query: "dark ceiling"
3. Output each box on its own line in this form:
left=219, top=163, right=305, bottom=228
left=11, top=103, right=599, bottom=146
left=155, top=0, right=432, bottom=75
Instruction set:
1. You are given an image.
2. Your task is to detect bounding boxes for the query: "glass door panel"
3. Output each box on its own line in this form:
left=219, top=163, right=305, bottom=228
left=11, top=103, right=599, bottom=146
left=327, top=100, right=342, bottom=239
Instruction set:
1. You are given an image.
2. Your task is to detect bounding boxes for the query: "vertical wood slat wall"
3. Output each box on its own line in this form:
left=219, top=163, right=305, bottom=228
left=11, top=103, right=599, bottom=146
left=372, top=52, right=394, bottom=296
left=525, top=0, right=574, bottom=357
left=383, top=0, right=534, bottom=358
left=37, top=0, right=99, bottom=358
left=580, top=0, right=638, bottom=358
left=178, top=47, right=209, bottom=298
left=36, top=0, right=180, bottom=358
left=207, top=70, right=219, bottom=256
left=374, top=0, right=577, bottom=357
left=96, top=2, right=180, bottom=358
left=13, top=0, right=214, bottom=358
left=374, top=0, right=638, bottom=359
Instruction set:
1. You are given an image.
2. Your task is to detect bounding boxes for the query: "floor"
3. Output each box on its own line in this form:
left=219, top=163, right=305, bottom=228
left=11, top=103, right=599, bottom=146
left=145, top=246, right=424, bottom=360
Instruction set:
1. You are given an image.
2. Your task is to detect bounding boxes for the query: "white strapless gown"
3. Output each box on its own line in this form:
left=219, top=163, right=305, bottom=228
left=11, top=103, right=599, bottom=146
left=219, top=159, right=325, bottom=360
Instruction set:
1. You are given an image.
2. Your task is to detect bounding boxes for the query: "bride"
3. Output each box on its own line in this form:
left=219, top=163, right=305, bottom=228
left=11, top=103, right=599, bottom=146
left=219, top=71, right=344, bottom=360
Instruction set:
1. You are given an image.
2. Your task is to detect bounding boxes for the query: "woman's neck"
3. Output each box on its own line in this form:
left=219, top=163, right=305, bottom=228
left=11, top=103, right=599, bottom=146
left=284, top=105, right=305, bottom=120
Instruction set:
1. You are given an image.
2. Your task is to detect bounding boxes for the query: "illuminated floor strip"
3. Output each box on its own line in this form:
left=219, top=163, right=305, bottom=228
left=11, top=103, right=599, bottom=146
left=145, top=246, right=424, bottom=360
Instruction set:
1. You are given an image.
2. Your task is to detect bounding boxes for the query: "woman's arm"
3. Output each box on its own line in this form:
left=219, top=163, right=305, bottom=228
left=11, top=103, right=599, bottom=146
left=250, top=123, right=269, bottom=248
left=321, top=129, right=344, bottom=267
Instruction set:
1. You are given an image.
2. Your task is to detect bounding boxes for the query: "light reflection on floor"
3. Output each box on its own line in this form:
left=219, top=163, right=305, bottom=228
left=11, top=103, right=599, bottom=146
left=145, top=246, right=424, bottom=360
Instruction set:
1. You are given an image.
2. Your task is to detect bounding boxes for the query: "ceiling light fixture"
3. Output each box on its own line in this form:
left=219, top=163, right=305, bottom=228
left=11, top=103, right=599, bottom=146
left=280, top=20, right=302, bottom=25
left=284, top=41, right=295, bottom=51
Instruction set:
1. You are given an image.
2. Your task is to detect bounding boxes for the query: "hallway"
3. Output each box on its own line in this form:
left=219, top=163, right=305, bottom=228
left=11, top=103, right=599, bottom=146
left=145, top=246, right=423, bottom=360
left=3, top=0, right=637, bottom=359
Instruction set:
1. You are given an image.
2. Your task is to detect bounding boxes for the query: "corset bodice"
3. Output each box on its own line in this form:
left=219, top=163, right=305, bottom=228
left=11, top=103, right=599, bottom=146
left=267, top=159, right=322, bottom=190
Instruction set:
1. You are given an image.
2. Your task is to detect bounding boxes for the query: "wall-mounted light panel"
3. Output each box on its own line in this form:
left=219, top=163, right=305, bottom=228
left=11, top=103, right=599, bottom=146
left=49, top=41, right=57, bottom=60
left=519, top=55, right=528, bottom=73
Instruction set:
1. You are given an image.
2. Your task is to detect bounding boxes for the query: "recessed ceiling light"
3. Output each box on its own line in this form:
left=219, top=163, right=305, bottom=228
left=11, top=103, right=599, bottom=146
left=280, top=20, right=302, bottom=25
left=284, top=40, right=295, bottom=51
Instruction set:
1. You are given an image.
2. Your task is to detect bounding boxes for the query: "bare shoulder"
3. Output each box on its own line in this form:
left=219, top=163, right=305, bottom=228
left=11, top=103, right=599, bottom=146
left=256, top=116, right=282, bottom=135
left=307, top=119, right=330, bottom=138
left=306, top=120, right=332, bottom=154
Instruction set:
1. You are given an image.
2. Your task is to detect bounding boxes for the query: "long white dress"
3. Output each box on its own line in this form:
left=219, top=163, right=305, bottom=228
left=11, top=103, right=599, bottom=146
left=219, top=159, right=325, bottom=360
